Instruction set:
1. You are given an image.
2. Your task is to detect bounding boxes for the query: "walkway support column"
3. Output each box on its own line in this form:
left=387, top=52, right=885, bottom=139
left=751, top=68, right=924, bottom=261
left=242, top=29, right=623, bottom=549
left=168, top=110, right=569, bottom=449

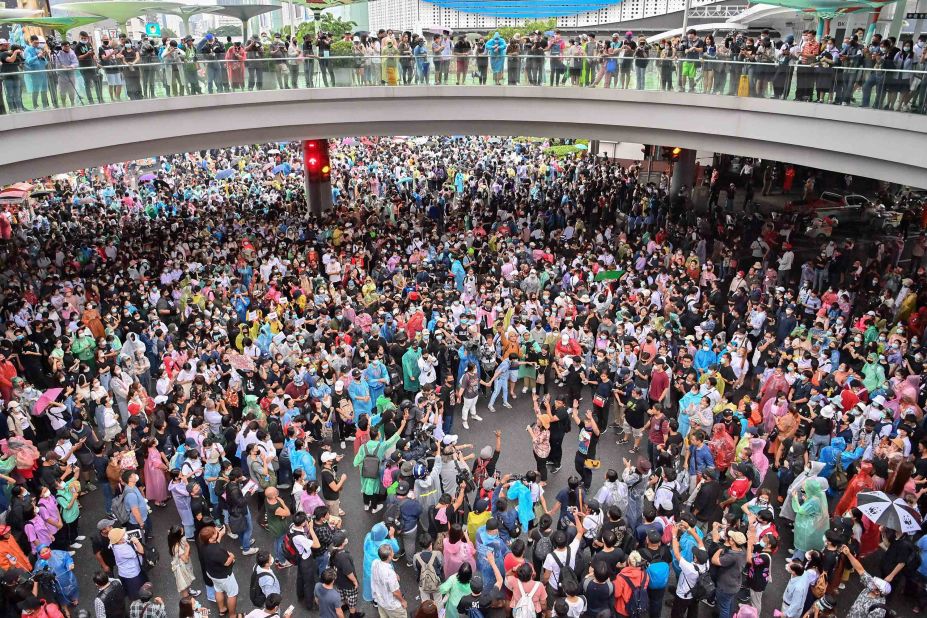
left=303, top=139, right=332, bottom=216
left=669, top=147, right=696, bottom=197
left=888, top=0, right=907, bottom=40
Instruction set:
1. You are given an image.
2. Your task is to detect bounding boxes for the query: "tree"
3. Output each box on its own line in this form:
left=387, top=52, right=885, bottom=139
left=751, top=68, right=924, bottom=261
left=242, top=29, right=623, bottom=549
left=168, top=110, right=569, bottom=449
left=213, top=24, right=243, bottom=38
left=294, top=13, right=356, bottom=41
left=494, top=18, right=556, bottom=42
left=161, top=26, right=178, bottom=39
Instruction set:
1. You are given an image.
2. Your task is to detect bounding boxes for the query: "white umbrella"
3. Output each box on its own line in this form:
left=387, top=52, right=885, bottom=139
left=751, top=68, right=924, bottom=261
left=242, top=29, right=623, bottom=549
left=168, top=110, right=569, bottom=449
left=856, top=491, right=923, bottom=534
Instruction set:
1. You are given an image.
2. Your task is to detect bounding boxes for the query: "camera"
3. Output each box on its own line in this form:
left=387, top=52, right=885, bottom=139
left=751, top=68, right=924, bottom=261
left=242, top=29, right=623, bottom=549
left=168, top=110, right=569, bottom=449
left=456, top=468, right=475, bottom=492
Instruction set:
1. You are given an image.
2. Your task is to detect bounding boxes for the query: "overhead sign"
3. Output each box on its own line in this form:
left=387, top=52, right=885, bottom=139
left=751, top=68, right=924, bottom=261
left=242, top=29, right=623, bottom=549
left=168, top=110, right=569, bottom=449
left=144, top=22, right=161, bottom=37
left=906, top=12, right=927, bottom=19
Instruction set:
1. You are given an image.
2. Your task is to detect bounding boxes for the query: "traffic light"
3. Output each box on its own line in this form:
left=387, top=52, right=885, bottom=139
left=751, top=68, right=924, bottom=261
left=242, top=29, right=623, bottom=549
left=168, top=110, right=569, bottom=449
left=670, top=147, right=682, bottom=161
left=303, top=140, right=331, bottom=183
left=659, top=146, right=682, bottom=162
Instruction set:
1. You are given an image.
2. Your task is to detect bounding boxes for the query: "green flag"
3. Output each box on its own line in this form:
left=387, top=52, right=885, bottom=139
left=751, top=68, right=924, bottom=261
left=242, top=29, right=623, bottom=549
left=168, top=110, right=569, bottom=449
left=594, top=269, right=626, bottom=282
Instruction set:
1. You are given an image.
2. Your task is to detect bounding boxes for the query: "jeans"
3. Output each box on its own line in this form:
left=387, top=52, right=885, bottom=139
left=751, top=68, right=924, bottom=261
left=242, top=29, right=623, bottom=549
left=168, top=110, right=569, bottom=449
left=861, top=73, right=884, bottom=108
left=636, top=66, right=647, bottom=89
left=206, top=64, right=222, bottom=93
left=239, top=509, right=254, bottom=550
left=101, top=482, right=113, bottom=514
left=274, top=534, right=286, bottom=563
left=2, top=74, right=23, bottom=112
left=303, top=59, right=315, bottom=87
left=141, top=65, right=157, bottom=98
left=319, top=59, right=334, bottom=87
left=716, top=589, right=737, bottom=618
left=488, top=378, right=508, bottom=407
left=247, top=65, right=263, bottom=90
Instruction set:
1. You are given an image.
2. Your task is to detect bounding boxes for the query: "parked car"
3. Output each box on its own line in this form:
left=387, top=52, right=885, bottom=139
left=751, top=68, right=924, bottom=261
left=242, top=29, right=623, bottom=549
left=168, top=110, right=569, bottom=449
left=785, top=192, right=896, bottom=230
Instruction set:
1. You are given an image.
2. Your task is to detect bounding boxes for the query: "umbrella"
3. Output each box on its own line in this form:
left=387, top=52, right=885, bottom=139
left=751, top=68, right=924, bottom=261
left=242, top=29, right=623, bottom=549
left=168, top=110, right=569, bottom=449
left=267, top=149, right=280, bottom=155
left=215, top=169, right=235, bottom=180
left=594, top=269, right=626, bottom=282
left=34, top=388, right=63, bottom=415
left=856, top=491, right=923, bottom=534
left=574, top=144, right=588, bottom=150
left=138, top=173, right=156, bottom=182
left=227, top=352, right=256, bottom=372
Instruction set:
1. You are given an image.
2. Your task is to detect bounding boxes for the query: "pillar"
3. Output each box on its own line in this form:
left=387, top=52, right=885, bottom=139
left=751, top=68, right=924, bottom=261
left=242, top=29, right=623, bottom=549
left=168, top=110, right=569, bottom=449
left=816, top=16, right=825, bottom=40
left=669, top=147, right=697, bottom=196
left=823, top=18, right=831, bottom=37
left=303, top=140, right=332, bottom=216
left=888, top=0, right=907, bottom=40
left=866, top=6, right=883, bottom=42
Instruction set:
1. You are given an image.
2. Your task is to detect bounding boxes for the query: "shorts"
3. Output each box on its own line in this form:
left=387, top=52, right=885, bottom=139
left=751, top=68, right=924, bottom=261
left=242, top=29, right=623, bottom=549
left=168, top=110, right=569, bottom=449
left=623, top=423, right=645, bottom=439
left=339, top=586, right=358, bottom=608
left=106, top=72, right=125, bottom=86
left=211, top=574, right=239, bottom=597
left=682, top=61, right=697, bottom=78
left=456, top=58, right=468, bottom=72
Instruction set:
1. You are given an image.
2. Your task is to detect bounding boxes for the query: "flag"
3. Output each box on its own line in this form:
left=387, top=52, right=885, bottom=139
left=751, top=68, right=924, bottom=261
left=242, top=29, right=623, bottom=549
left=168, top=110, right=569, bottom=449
left=594, top=269, right=626, bottom=282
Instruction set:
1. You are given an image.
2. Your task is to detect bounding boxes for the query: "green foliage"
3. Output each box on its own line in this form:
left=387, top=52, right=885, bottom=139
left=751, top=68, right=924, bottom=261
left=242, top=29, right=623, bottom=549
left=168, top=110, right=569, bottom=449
left=161, top=27, right=178, bottom=39
left=329, top=39, right=353, bottom=56
left=213, top=24, right=242, bottom=38
left=493, top=18, right=556, bottom=43
left=294, top=13, right=357, bottom=41
left=543, top=145, right=584, bottom=158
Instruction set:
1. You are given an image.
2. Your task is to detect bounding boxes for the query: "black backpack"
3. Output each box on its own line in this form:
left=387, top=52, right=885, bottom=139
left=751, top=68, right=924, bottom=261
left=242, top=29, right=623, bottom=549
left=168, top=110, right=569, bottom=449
left=620, top=572, right=650, bottom=618
left=250, top=566, right=276, bottom=608
left=137, top=538, right=159, bottom=572
left=551, top=547, right=580, bottom=595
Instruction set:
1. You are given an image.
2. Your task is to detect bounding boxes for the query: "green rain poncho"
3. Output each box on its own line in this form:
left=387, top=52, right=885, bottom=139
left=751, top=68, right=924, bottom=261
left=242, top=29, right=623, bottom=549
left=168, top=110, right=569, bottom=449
left=792, top=478, right=829, bottom=552
left=861, top=357, right=886, bottom=393
left=401, top=346, right=422, bottom=393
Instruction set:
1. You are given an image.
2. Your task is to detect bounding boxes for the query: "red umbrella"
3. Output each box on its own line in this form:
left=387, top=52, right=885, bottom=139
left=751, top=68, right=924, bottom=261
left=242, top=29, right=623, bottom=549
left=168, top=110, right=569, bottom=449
left=34, top=388, right=63, bottom=415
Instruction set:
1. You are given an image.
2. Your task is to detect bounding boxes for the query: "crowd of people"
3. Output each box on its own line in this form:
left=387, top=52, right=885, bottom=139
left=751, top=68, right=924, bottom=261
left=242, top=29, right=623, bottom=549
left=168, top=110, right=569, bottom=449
left=1, top=24, right=927, bottom=113
left=0, top=135, right=920, bottom=618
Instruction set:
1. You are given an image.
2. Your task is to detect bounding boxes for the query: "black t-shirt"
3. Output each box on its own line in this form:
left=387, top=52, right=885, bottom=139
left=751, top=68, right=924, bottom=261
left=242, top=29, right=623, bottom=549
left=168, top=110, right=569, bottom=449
left=744, top=551, right=771, bottom=591
left=453, top=40, right=471, bottom=55
left=457, top=593, right=493, bottom=614
left=330, top=549, right=356, bottom=589
left=202, top=543, right=233, bottom=579
left=74, top=41, right=95, bottom=67
left=583, top=577, right=614, bottom=615
left=624, top=397, right=647, bottom=429
left=0, top=50, right=22, bottom=74
left=592, top=548, right=623, bottom=577
left=91, top=531, right=116, bottom=568
left=320, top=467, right=339, bottom=500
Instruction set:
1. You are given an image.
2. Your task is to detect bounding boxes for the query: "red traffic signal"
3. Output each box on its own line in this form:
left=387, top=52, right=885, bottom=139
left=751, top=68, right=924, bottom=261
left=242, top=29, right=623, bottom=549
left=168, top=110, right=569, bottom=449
left=303, top=140, right=331, bottom=182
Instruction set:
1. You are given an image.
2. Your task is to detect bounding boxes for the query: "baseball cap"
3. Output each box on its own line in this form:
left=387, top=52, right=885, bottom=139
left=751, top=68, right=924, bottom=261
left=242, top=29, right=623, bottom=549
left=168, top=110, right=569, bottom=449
left=321, top=451, right=338, bottom=463
left=728, top=531, right=747, bottom=546
left=97, top=518, right=117, bottom=531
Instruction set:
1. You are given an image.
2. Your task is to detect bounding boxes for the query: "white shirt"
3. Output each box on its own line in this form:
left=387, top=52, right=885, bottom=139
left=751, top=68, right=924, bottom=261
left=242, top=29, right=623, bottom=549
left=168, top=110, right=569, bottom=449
left=371, top=559, right=402, bottom=609
left=675, top=557, right=705, bottom=599
left=542, top=538, right=580, bottom=589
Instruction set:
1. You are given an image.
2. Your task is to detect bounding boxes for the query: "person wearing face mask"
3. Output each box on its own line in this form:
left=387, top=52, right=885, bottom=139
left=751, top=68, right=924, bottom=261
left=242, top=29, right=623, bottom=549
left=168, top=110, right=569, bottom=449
left=74, top=31, right=103, bottom=104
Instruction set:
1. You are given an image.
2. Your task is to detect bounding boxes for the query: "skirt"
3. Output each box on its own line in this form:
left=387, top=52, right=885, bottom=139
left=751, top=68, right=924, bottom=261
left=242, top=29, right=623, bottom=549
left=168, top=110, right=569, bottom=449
left=172, top=557, right=196, bottom=592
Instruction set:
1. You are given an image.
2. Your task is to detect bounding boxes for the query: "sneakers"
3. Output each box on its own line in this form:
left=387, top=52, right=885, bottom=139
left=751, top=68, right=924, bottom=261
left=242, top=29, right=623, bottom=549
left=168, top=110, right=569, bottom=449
left=226, top=531, right=239, bottom=539
left=69, top=543, right=82, bottom=549
left=340, top=440, right=347, bottom=450
left=502, top=402, right=512, bottom=409
left=550, top=466, right=561, bottom=474
left=241, top=547, right=259, bottom=556
left=462, top=421, right=470, bottom=430
left=522, top=387, right=528, bottom=394
left=471, top=414, right=484, bottom=421
left=364, top=503, right=370, bottom=511
left=75, top=536, right=86, bottom=541
left=346, top=435, right=355, bottom=442
left=371, top=504, right=384, bottom=514
left=189, top=589, right=201, bottom=598
left=275, top=561, right=294, bottom=569
left=487, top=405, right=496, bottom=412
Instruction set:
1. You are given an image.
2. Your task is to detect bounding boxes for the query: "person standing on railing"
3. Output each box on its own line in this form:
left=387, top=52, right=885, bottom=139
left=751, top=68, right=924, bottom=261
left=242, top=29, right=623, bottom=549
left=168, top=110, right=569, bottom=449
left=547, top=30, right=566, bottom=87
left=163, top=40, right=185, bottom=97
left=398, top=33, right=414, bottom=86
left=182, top=37, right=202, bottom=96
left=658, top=39, right=676, bottom=92
left=245, top=35, right=264, bottom=91
left=24, top=35, right=51, bottom=110
left=678, top=29, right=703, bottom=94
left=98, top=37, right=124, bottom=102
left=75, top=31, right=102, bottom=104
left=121, top=40, right=142, bottom=101
left=632, top=37, right=649, bottom=90
left=199, top=34, right=224, bottom=94
left=487, top=32, right=506, bottom=86
left=301, top=33, right=315, bottom=88
left=51, top=40, right=77, bottom=107
left=413, top=36, right=429, bottom=85
left=506, top=35, right=522, bottom=86
left=225, top=41, right=246, bottom=91
left=138, top=36, right=158, bottom=99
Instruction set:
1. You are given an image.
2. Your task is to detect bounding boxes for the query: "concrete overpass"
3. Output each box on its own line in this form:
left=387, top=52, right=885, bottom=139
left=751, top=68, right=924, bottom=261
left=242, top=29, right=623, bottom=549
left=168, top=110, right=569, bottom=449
left=1, top=85, right=926, bottom=187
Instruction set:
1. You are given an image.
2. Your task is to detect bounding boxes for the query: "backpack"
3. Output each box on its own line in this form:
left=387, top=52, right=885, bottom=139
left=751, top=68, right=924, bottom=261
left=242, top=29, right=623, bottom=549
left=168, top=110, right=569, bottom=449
left=811, top=571, right=828, bottom=599
left=467, top=608, right=486, bottom=618
left=382, top=501, right=402, bottom=530
left=382, top=463, right=398, bottom=489
left=690, top=564, right=715, bottom=601
left=110, top=492, right=131, bottom=525
left=360, top=442, right=380, bottom=480
left=551, top=547, right=580, bottom=595
left=620, top=572, right=650, bottom=618
left=531, top=532, right=554, bottom=570
left=830, top=456, right=848, bottom=491
left=249, top=566, right=276, bottom=608
left=646, top=560, right=670, bottom=590
left=281, top=528, right=302, bottom=564
left=169, top=443, right=187, bottom=471
left=137, top=538, right=159, bottom=572
left=415, top=552, right=441, bottom=593
left=513, top=581, right=540, bottom=618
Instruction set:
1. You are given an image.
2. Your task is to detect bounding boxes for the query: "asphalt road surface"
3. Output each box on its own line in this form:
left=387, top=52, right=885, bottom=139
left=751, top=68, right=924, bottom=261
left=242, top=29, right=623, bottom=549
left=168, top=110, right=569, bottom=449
left=67, top=387, right=900, bottom=618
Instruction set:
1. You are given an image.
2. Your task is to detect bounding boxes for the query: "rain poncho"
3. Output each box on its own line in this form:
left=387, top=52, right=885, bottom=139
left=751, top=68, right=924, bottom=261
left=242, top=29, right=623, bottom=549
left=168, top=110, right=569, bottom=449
left=401, top=346, right=422, bottom=392
left=708, top=424, right=735, bottom=473
left=818, top=437, right=863, bottom=482
left=362, top=522, right=399, bottom=602
left=487, top=33, right=507, bottom=73
left=792, top=478, right=829, bottom=552
left=505, top=479, right=535, bottom=530
left=34, top=548, right=78, bottom=604
left=475, top=526, right=509, bottom=589
left=835, top=461, right=876, bottom=516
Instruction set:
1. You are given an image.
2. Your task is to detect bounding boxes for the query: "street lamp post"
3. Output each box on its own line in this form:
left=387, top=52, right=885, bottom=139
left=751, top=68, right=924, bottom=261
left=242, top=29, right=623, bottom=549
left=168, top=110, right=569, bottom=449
left=680, top=0, right=692, bottom=35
